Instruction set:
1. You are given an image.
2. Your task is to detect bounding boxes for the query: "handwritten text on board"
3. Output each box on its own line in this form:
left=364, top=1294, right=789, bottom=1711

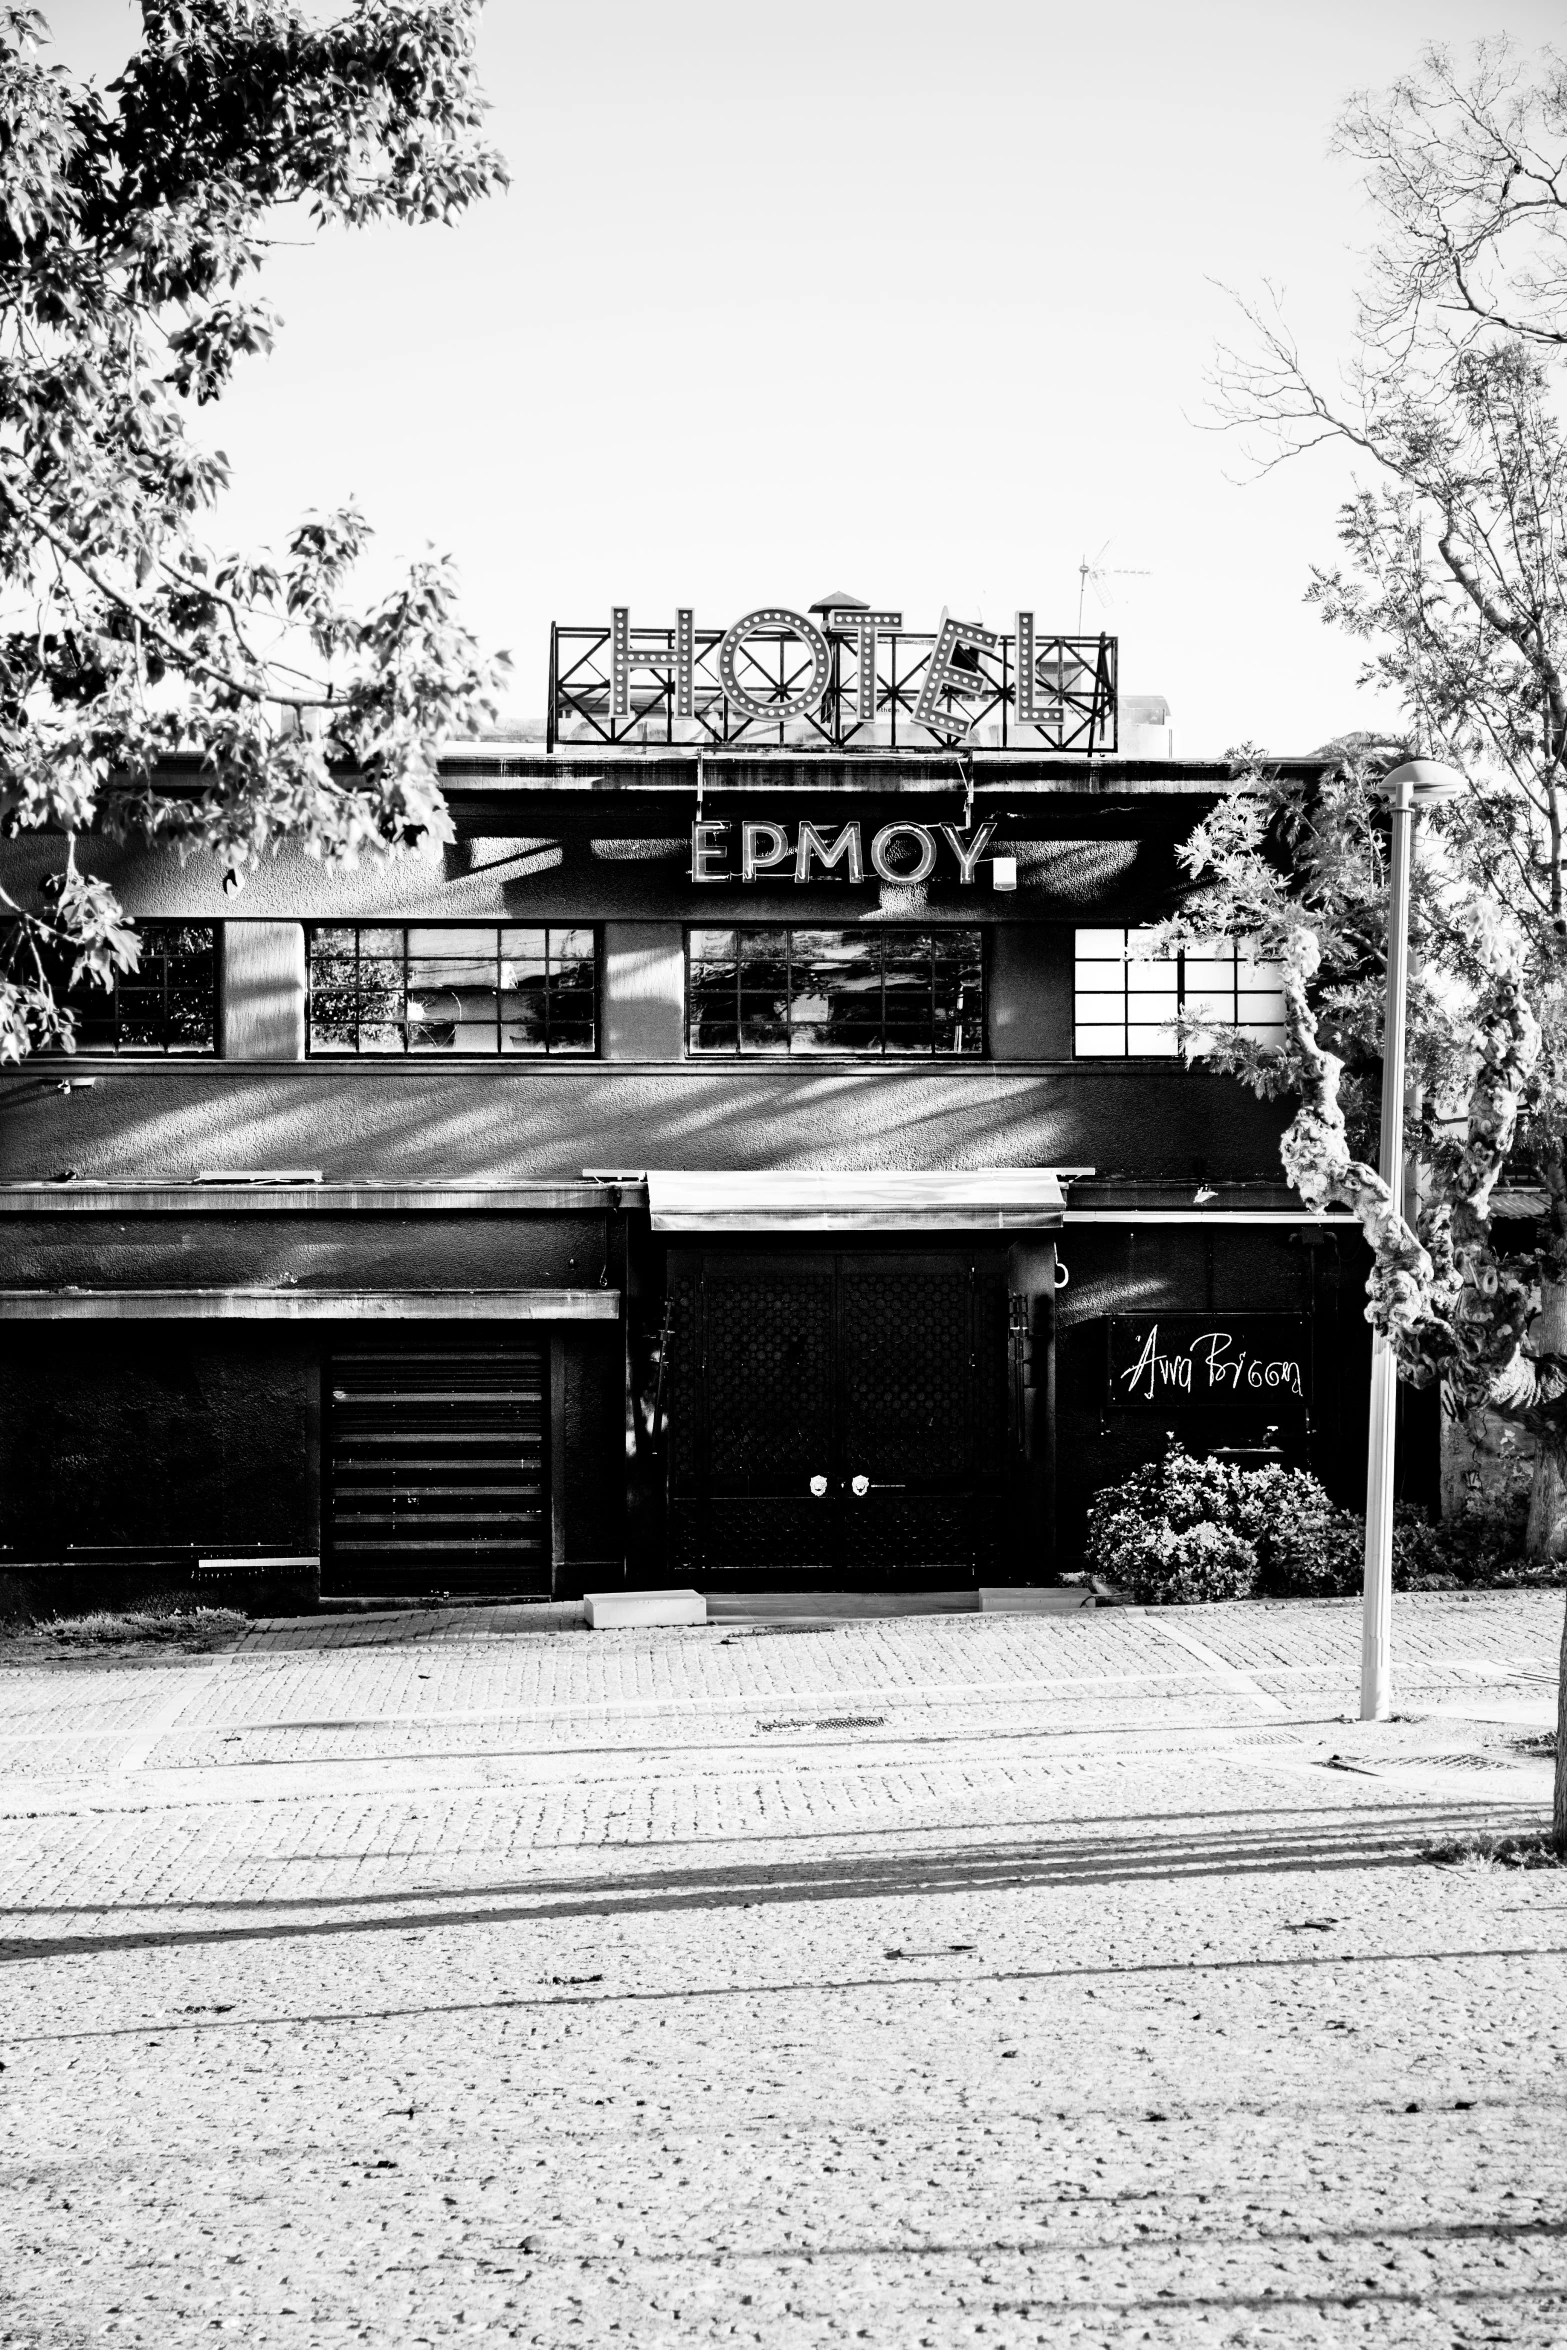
left=1105, top=1317, right=1311, bottom=1409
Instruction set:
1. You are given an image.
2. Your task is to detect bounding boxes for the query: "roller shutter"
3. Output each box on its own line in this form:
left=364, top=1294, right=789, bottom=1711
left=325, top=1342, right=549, bottom=1595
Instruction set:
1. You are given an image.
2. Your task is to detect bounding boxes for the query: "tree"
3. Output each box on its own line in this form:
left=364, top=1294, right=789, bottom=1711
left=0, top=1, right=508, bottom=1057
left=1202, top=36, right=1567, bottom=1844
left=1337, top=38, right=1567, bottom=356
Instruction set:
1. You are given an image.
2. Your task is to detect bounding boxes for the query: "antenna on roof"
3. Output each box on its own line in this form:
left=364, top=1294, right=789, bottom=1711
left=1077, top=542, right=1150, bottom=633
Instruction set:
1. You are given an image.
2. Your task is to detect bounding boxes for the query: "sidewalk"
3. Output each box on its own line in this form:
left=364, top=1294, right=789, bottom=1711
left=0, top=1592, right=1563, bottom=2347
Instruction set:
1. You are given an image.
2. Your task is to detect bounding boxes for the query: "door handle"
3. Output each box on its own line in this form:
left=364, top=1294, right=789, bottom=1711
left=810, top=1474, right=828, bottom=1498
left=851, top=1475, right=906, bottom=1495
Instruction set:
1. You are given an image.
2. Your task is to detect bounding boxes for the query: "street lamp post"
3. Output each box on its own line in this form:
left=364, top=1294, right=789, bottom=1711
left=1361, top=759, right=1465, bottom=1722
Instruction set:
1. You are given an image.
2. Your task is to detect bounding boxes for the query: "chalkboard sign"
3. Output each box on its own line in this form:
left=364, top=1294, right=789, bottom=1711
left=1105, top=1315, right=1311, bottom=1410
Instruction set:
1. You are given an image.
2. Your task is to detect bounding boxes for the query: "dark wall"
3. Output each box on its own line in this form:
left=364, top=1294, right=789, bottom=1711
left=3, top=1211, right=608, bottom=1290
left=557, top=1321, right=626, bottom=1589
left=991, top=927, right=1073, bottom=1060
left=1053, top=1224, right=1385, bottom=1561
left=0, top=792, right=1219, bottom=928
left=0, top=1325, right=318, bottom=1558
left=0, top=1318, right=625, bottom=1587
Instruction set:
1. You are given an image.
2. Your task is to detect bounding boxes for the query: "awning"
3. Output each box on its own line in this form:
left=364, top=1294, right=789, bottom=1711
left=642, top=1169, right=1067, bottom=1234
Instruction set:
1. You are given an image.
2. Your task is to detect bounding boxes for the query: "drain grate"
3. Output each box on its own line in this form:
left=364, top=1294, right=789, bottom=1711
left=755, top=1714, right=887, bottom=1733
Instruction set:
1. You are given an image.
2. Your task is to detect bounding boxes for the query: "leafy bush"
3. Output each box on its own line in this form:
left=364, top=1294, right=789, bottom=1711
left=1086, top=1440, right=1549, bottom=1602
left=1393, top=1504, right=1550, bottom=1588
left=1087, top=1442, right=1362, bottom=1604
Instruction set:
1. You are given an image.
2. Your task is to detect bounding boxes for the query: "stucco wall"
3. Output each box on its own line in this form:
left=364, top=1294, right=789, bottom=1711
left=0, top=1064, right=1288, bottom=1185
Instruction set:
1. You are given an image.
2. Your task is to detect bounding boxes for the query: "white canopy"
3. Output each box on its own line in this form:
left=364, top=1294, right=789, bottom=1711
left=640, top=1168, right=1068, bottom=1234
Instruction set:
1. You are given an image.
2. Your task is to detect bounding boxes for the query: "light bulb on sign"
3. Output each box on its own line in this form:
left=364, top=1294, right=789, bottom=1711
left=991, top=855, right=1018, bottom=892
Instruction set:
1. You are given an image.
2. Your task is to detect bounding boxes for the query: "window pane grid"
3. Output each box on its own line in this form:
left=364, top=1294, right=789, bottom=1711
left=307, top=926, right=597, bottom=1055
left=688, top=928, right=984, bottom=1056
left=19, top=921, right=217, bottom=1055
left=1073, top=928, right=1286, bottom=1058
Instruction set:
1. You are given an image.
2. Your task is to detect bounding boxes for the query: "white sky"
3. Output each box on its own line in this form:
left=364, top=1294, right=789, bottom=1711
left=56, top=0, right=1567, bottom=754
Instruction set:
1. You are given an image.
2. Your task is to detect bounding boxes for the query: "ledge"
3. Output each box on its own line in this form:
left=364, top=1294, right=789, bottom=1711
left=0, top=1182, right=621, bottom=1213
left=0, top=1286, right=623, bottom=1320
left=0, top=1057, right=1248, bottom=1081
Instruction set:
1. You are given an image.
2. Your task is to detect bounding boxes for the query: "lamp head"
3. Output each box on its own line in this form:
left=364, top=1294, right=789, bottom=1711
left=1375, top=758, right=1466, bottom=805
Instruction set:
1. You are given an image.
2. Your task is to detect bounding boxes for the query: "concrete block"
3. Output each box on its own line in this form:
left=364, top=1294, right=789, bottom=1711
left=585, top=1586, right=706, bottom=1629
left=978, top=1586, right=1095, bottom=1613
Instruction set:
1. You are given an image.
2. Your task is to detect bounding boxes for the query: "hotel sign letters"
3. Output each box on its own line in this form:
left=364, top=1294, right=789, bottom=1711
left=1106, top=1317, right=1311, bottom=1410
left=552, top=604, right=1117, bottom=753
left=618, top=604, right=1004, bottom=739
left=690, top=817, right=999, bottom=886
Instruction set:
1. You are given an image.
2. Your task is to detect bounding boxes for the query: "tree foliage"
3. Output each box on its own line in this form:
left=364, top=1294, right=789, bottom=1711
left=1336, top=39, right=1567, bottom=355
left=0, top=1, right=508, bottom=1058
left=1201, top=33, right=1567, bottom=1840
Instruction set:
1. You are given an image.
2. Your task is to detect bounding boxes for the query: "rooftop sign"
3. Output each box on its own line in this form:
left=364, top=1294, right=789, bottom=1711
left=549, top=603, right=1116, bottom=754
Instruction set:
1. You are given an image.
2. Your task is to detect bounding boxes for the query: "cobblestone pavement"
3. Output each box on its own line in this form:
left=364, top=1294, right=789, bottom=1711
left=1, top=1592, right=1564, bottom=2349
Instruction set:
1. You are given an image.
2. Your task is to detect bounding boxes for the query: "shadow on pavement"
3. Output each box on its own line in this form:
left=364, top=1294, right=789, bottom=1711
left=0, top=1799, right=1545, bottom=1966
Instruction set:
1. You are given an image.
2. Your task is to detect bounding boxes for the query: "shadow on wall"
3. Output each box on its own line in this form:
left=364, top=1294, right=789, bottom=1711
left=0, top=1066, right=1290, bottom=1183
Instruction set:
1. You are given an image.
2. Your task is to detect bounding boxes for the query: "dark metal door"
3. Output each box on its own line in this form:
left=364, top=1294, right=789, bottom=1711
left=666, top=1249, right=1004, bottom=1582
left=839, top=1260, right=992, bottom=1574
left=325, top=1341, right=549, bottom=1596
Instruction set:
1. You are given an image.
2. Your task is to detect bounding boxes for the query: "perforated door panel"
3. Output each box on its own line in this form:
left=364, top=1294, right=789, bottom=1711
left=664, top=1248, right=1004, bottom=1582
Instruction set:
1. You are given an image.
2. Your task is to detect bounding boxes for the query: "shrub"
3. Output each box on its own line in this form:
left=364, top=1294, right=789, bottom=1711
left=1087, top=1438, right=1556, bottom=1603
left=1086, top=1441, right=1363, bottom=1604
left=1085, top=1444, right=1263, bottom=1604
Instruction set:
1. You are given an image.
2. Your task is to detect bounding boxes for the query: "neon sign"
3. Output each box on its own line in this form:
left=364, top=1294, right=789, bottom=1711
left=550, top=607, right=1117, bottom=754
left=689, top=818, right=1006, bottom=887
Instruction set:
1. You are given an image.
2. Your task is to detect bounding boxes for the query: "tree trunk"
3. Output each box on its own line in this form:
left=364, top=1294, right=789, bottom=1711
left=1526, top=1280, right=1567, bottom=1562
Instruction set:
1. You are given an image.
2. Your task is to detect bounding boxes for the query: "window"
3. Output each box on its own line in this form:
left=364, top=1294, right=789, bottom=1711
left=307, top=926, right=596, bottom=1055
left=1074, top=928, right=1285, bottom=1057
left=19, top=920, right=217, bottom=1054
left=688, top=928, right=984, bottom=1056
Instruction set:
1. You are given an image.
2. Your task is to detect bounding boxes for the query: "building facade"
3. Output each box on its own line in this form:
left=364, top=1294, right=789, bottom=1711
left=0, top=607, right=1399, bottom=1605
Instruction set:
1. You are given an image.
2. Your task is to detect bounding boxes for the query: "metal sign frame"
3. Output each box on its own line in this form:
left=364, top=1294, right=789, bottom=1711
left=549, top=615, right=1117, bottom=754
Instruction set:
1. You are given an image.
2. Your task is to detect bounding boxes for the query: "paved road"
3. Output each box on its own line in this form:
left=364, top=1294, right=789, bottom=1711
left=0, top=1592, right=1563, bottom=2349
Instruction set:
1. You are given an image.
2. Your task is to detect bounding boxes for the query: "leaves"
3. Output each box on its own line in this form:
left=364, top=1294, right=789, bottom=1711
left=0, top=2, right=508, bottom=1055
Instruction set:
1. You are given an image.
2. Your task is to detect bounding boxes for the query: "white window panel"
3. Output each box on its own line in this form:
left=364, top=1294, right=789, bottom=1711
left=1074, top=925, right=1286, bottom=1060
